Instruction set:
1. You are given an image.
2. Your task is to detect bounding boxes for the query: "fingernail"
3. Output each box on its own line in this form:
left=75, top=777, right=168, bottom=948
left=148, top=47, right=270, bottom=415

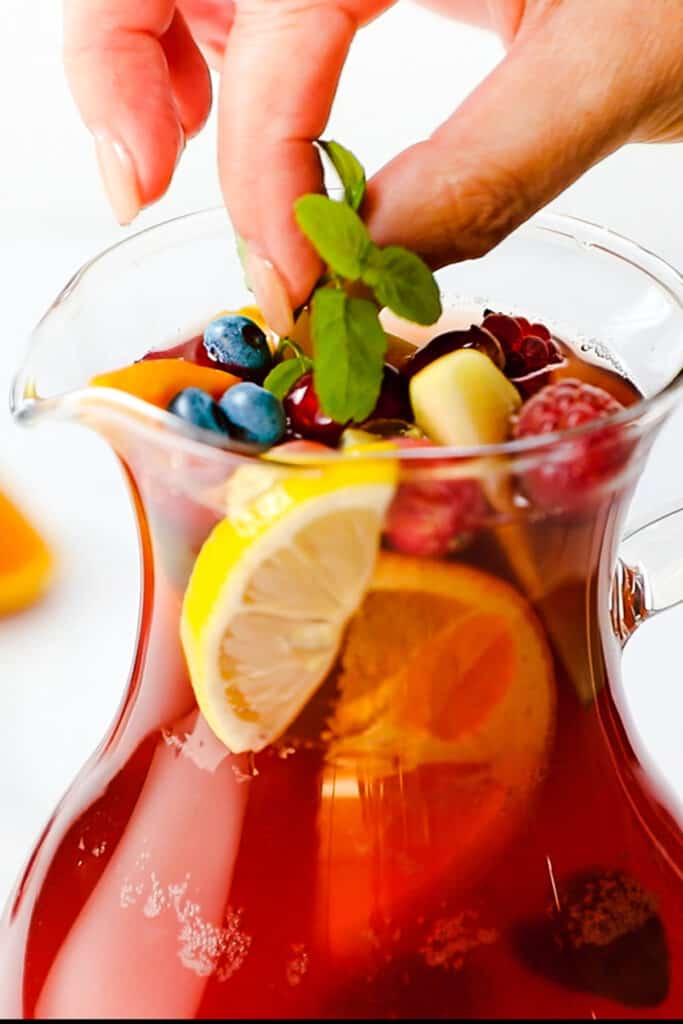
left=94, top=134, right=141, bottom=226
left=244, top=243, right=294, bottom=338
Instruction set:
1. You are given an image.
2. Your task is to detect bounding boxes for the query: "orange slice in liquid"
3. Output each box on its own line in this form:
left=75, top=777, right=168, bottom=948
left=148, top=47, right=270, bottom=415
left=91, top=359, right=238, bottom=408
left=318, top=551, right=556, bottom=959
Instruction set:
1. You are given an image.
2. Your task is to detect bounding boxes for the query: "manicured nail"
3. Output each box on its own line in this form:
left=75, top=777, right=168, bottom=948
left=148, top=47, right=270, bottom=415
left=94, top=134, right=141, bottom=226
left=244, top=243, right=294, bottom=337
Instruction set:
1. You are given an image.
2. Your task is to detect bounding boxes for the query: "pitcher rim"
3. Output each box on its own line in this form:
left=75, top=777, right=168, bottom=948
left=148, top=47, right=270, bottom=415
left=13, top=207, right=683, bottom=466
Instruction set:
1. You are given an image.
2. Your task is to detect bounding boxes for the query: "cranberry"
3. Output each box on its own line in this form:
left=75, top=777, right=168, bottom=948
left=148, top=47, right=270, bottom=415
left=520, top=335, right=550, bottom=374
left=367, top=364, right=412, bottom=421
left=283, top=372, right=345, bottom=446
left=481, top=313, right=523, bottom=351
left=483, top=310, right=563, bottom=384
left=403, top=325, right=505, bottom=379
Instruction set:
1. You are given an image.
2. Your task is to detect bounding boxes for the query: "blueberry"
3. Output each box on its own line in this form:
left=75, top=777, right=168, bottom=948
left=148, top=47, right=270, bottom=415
left=219, top=382, right=286, bottom=446
left=167, top=387, right=232, bottom=436
left=203, top=315, right=273, bottom=382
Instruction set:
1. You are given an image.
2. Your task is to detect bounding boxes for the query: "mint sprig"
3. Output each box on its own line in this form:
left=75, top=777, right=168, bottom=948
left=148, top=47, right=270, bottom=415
left=318, top=140, right=366, bottom=211
left=266, top=142, right=442, bottom=424
left=263, top=339, right=313, bottom=399
left=312, top=290, right=387, bottom=423
left=294, top=195, right=371, bottom=281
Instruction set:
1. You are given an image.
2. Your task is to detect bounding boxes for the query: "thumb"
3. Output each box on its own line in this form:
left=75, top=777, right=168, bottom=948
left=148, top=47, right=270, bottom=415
left=365, top=5, right=637, bottom=265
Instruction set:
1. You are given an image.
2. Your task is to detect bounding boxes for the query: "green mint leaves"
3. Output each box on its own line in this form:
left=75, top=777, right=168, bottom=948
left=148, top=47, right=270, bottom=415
left=318, top=140, right=366, bottom=211
left=294, top=195, right=371, bottom=281
left=312, top=290, right=387, bottom=423
left=266, top=140, right=442, bottom=424
left=368, top=245, right=441, bottom=326
left=263, top=340, right=313, bottom=399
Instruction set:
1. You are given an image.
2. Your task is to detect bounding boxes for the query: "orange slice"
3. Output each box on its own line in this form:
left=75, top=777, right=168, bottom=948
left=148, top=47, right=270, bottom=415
left=318, top=551, right=556, bottom=959
left=0, top=490, right=52, bottom=615
left=90, top=360, right=238, bottom=409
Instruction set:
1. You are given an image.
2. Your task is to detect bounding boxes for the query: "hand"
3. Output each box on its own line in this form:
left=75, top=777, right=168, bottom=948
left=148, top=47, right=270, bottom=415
left=64, top=1, right=683, bottom=335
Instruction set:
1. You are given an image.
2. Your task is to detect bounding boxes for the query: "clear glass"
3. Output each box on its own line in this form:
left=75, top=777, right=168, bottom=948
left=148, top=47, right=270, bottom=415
left=2, top=210, right=683, bottom=1019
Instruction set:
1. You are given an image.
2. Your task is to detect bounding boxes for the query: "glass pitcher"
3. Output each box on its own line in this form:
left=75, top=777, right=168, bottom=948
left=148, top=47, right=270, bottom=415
left=2, top=210, right=682, bottom=1019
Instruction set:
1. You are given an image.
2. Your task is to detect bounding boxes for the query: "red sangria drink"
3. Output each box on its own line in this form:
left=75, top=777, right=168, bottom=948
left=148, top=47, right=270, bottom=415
left=3, top=193, right=683, bottom=1018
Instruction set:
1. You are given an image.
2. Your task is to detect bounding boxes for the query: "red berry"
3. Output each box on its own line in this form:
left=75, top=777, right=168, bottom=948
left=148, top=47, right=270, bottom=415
left=481, top=313, right=523, bottom=351
left=283, top=372, right=345, bottom=446
left=483, top=312, right=561, bottom=384
left=529, top=323, right=551, bottom=341
left=514, top=379, right=627, bottom=509
left=368, top=364, right=412, bottom=421
left=520, top=335, right=549, bottom=374
left=385, top=439, right=487, bottom=557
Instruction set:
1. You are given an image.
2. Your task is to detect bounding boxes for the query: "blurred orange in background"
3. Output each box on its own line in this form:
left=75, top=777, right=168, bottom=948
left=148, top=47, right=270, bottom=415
left=0, top=488, right=52, bottom=616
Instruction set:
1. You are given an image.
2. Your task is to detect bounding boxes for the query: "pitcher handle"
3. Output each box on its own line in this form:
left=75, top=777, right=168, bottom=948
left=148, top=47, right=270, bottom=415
left=613, top=508, right=683, bottom=644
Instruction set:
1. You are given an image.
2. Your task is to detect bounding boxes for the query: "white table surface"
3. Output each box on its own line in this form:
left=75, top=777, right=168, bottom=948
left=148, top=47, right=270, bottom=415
left=1, top=0, right=683, bottom=907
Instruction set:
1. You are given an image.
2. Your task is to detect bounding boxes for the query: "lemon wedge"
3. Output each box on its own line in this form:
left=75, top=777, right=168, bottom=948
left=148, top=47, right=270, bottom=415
left=181, top=453, right=397, bottom=753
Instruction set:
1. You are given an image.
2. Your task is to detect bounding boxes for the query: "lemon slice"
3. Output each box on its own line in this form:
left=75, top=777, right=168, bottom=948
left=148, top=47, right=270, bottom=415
left=181, top=454, right=397, bottom=753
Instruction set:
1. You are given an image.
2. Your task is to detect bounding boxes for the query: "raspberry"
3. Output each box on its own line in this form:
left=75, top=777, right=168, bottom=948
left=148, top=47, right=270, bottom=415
left=384, top=439, right=487, bottom=557
left=514, top=379, right=627, bottom=510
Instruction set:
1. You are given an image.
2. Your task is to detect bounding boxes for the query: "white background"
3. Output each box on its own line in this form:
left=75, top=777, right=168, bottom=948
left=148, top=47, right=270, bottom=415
left=1, top=0, right=683, bottom=906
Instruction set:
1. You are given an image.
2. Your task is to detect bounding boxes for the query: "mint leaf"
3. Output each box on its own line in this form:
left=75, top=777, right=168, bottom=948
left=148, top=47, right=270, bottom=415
left=311, top=289, right=386, bottom=422
left=294, top=194, right=371, bottom=280
left=263, top=356, right=312, bottom=399
left=366, top=245, right=442, bottom=325
left=319, top=140, right=366, bottom=211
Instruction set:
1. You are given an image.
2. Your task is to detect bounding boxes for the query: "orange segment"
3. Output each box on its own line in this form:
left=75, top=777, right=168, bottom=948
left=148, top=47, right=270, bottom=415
left=318, top=552, right=556, bottom=960
left=0, top=490, right=52, bottom=615
left=90, top=360, right=238, bottom=408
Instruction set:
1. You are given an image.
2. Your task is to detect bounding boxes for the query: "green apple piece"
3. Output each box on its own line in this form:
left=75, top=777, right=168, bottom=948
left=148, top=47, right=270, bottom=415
left=409, top=348, right=521, bottom=446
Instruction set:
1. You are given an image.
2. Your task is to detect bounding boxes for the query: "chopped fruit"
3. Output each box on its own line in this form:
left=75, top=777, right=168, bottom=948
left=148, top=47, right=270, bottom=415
left=482, top=311, right=563, bottom=384
left=366, top=364, right=411, bottom=421
left=219, top=382, right=286, bottom=447
left=167, top=387, right=232, bottom=436
left=283, top=372, right=345, bottom=446
left=410, top=349, right=522, bottom=447
left=0, top=490, right=52, bottom=615
left=513, top=378, right=626, bottom=508
left=180, top=452, right=397, bottom=753
left=91, top=359, right=238, bottom=408
left=385, top=439, right=487, bottom=557
left=319, top=551, right=556, bottom=958
left=404, top=325, right=505, bottom=379
left=203, top=314, right=273, bottom=382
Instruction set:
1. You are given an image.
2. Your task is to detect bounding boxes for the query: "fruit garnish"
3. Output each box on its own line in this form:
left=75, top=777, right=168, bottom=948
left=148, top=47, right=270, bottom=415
left=203, top=314, right=273, bottom=383
left=410, top=349, right=522, bottom=447
left=219, top=382, right=286, bottom=446
left=482, top=311, right=563, bottom=384
left=0, top=490, right=52, bottom=615
left=167, top=387, right=232, bottom=436
left=513, top=378, right=625, bottom=509
left=283, top=371, right=345, bottom=447
left=180, top=451, right=398, bottom=753
left=403, top=325, right=505, bottom=378
left=319, top=551, right=556, bottom=956
left=384, top=439, right=487, bottom=557
left=91, top=359, right=238, bottom=408
left=259, top=140, right=442, bottom=424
